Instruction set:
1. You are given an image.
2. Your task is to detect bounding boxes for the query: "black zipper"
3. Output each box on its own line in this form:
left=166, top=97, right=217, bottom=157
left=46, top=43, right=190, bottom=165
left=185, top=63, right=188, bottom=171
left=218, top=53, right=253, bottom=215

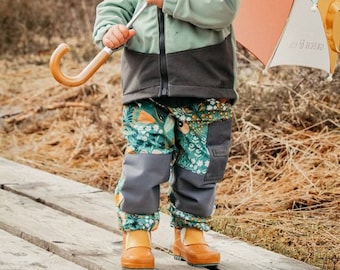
left=157, top=8, right=169, bottom=96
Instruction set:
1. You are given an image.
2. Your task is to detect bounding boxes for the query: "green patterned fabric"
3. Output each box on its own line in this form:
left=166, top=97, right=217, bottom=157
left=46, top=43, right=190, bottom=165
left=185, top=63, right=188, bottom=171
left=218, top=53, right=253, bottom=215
left=115, top=98, right=231, bottom=232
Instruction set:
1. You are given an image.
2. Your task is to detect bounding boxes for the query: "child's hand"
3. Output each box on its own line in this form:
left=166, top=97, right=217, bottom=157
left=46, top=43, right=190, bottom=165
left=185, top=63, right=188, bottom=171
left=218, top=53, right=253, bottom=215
left=103, top=25, right=136, bottom=49
left=146, top=0, right=164, bottom=8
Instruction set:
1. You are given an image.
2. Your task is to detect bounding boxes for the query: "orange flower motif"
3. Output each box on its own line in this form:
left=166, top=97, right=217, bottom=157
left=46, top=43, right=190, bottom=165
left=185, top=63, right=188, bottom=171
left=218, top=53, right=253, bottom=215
left=138, top=110, right=156, bottom=124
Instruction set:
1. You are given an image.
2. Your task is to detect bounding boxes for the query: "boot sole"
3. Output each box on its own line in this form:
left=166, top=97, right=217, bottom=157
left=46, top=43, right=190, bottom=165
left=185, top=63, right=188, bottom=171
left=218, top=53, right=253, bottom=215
left=122, top=263, right=154, bottom=269
left=174, top=255, right=219, bottom=268
left=122, top=264, right=154, bottom=270
left=122, top=267, right=155, bottom=270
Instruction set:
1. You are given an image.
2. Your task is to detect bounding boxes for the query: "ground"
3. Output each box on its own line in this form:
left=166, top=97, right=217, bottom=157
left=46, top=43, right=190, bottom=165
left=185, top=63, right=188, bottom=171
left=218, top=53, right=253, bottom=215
left=0, top=45, right=339, bottom=269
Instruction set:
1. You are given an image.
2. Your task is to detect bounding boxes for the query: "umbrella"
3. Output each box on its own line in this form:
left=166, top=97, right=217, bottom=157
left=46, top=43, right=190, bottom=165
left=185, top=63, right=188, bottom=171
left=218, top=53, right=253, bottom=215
left=233, top=0, right=340, bottom=80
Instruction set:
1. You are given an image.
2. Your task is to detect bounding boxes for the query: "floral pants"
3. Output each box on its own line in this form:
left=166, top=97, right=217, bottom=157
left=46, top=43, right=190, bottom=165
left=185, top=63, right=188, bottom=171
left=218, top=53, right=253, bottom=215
left=115, top=97, right=232, bottom=232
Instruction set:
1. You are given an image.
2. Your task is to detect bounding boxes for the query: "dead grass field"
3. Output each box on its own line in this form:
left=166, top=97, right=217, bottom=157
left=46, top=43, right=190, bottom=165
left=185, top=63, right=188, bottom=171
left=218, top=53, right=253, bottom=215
left=0, top=45, right=339, bottom=269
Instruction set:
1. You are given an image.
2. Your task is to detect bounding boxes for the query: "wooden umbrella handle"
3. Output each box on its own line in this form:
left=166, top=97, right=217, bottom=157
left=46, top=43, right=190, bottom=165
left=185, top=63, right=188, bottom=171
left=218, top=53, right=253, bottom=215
left=49, top=2, right=148, bottom=87
left=49, top=44, right=113, bottom=87
left=326, top=0, right=340, bottom=53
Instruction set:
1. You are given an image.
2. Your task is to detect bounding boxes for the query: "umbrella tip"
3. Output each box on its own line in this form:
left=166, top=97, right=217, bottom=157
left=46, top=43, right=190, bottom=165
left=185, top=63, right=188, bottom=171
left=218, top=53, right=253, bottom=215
left=326, top=74, right=333, bottom=82
left=311, top=4, right=318, bottom=12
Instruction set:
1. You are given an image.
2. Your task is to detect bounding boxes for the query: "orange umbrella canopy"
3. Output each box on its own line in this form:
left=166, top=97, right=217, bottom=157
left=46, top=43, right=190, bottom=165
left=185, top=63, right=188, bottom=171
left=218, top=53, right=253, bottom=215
left=318, top=0, right=340, bottom=73
left=234, top=0, right=339, bottom=76
left=234, top=0, right=294, bottom=66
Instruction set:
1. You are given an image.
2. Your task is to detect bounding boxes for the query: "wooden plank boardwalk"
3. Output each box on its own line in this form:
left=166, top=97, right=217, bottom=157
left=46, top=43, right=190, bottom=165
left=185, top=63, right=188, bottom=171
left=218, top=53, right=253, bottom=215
left=0, top=157, right=319, bottom=270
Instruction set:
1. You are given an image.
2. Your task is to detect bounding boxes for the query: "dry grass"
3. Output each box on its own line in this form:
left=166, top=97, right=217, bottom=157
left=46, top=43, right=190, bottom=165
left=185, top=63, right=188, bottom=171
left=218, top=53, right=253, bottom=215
left=0, top=50, right=124, bottom=189
left=212, top=120, right=339, bottom=269
left=0, top=2, right=339, bottom=268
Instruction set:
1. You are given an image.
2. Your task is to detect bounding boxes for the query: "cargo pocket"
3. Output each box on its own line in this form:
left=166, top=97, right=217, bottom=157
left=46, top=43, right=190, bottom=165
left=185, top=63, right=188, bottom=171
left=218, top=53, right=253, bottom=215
left=204, top=119, right=232, bottom=183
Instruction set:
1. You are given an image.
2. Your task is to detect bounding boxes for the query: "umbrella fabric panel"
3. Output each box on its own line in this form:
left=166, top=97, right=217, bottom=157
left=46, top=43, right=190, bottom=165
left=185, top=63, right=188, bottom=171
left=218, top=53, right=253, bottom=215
left=318, top=0, right=340, bottom=72
left=233, top=0, right=294, bottom=65
left=268, top=0, right=330, bottom=73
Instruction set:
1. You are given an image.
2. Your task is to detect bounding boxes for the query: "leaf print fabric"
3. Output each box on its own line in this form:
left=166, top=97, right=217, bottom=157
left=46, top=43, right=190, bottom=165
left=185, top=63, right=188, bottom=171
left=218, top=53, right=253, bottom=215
left=115, top=98, right=231, bottom=231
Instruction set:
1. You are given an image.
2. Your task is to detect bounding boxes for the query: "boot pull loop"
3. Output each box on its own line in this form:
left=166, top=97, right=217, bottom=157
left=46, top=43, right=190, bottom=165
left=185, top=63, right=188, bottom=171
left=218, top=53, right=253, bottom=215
left=126, top=231, right=152, bottom=249
left=182, top=228, right=207, bottom=245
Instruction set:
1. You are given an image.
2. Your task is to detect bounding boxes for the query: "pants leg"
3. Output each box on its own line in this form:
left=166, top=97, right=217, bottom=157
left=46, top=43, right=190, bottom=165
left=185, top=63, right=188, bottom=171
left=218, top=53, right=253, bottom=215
left=115, top=98, right=232, bottom=232
left=115, top=100, right=175, bottom=231
left=168, top=98, right=232, bottom=231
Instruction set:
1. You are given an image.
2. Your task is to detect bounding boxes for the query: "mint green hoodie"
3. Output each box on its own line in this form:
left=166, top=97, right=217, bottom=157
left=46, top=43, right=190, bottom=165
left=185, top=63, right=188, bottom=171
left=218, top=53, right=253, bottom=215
left=93, top=0, right=240, bottom=104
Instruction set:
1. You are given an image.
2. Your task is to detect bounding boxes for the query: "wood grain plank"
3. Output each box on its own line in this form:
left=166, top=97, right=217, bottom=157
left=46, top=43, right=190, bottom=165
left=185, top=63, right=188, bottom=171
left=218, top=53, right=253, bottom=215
left=0, top=157, right=319, bottom=270
left=0, top=229, right=86, bottom=270
left=0, top=189, right=194, bottom=270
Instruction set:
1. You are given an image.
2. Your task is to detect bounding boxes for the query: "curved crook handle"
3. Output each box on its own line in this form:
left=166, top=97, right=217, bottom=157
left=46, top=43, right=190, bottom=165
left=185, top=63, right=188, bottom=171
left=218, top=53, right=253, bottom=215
left=50, top=44, right=112, bottom=87
left=49, top=2, right=149, bottom=87
left=325, top=0, right=340, bottom=53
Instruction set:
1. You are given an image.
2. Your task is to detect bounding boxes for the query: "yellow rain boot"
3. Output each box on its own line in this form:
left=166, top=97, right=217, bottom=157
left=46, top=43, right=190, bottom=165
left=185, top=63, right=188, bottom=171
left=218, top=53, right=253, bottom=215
left=121, top=230, right=154, bottom=269
left=173, top=228, right=220, bottom=267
